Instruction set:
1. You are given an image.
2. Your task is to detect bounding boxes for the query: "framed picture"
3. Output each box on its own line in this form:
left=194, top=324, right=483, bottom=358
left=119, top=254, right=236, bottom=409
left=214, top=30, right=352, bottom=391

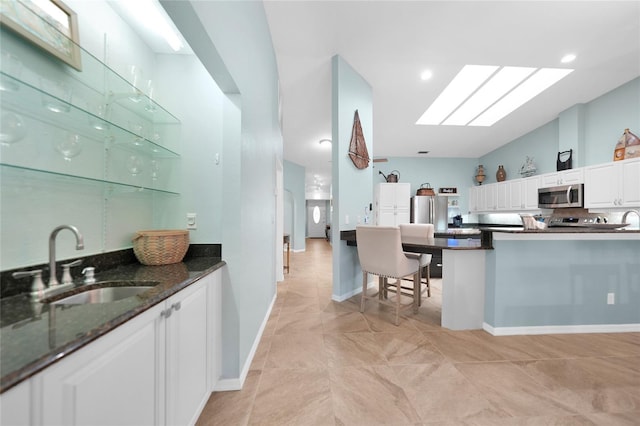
left=0, top=0, right=82, bottom=71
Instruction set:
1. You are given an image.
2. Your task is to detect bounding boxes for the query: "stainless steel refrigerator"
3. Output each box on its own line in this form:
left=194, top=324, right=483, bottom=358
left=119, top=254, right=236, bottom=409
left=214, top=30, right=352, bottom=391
left=410, top=195, right=449, bottom=232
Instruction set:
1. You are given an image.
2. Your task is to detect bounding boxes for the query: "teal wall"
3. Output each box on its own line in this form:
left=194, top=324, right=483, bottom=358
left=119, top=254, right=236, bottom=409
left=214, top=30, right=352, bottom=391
left=283, top=160, right=306, bottom=251
left=331, top=55, right=373, bottom=300
left=0, top=1, right=224, bottom=269
left=486, top=239, right=640, bottom=328
left=373, top=157, right=479, bottom=214
left=175, top=1, right=283, bottom=383
left=480, top=77, right=640, bottom=179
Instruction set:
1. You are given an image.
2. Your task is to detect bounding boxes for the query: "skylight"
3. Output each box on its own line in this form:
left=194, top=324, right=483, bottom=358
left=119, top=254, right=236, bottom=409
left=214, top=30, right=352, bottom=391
left=416, top=65, right=574, bottom=127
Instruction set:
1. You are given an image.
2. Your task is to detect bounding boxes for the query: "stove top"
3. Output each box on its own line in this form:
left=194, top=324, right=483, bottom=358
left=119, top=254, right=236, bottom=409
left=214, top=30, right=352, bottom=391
left=547, top=214, right=609, bottom=228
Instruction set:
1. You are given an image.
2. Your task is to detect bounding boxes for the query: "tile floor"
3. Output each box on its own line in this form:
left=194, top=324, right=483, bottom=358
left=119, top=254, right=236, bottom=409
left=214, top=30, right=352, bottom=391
left=197, top=238, right=640, bottom=425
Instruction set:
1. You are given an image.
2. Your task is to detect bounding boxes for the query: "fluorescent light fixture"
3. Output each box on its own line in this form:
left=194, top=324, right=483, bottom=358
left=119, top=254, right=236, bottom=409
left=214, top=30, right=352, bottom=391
left=120, top=0, right=183, bottom=52
left=469, top=68, right=573, bottom=126
left=561, top=53, right=577, bottom=64
left=443, top=66, right=536, bottom=125
left=416, top=65, right=498, bottom=125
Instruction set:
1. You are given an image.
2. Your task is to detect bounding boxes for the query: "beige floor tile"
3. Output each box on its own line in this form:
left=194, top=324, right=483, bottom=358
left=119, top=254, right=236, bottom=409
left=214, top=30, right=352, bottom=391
left=424, top=331, right=506, bottom=363
left=321, top=311, right=371, bottom=333
left=196, top=369, right=261, bottom=426
left=323, top=332, right=388, bottom=367
left=264, top=333, right=328, bottom=369
left=197, top=238, right=640, bottom=425
left=372, top=332, right=445, bottom=365
left=514, top=358, right=640, bottom=413
left=393, top=363, right=510, bottom=423
left=274, top=312, right=323, bottom=334
left=455, top=362, right=587, bottom=418
left=330, top=365, right=420, bottom=425
left=249, top=368, right=334, bottom=425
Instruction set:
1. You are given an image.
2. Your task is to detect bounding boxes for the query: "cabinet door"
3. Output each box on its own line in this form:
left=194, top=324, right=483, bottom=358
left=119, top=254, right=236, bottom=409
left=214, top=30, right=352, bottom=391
left=508, top=180, right=523, bottom=210
left=476, top=185, right=488, bottom=212
left=540, top=172, right=559, bottom=187
left=394, top=183, right=411, bottom=210
left=496, top=182, right=509, bottom=210
left=560, top=168, right=584, bottom=184
left=165, top=279, right=210, bottom=426
left=468, top=186, right=478, bottom=213
left=621, top=158, right=640, bottom=207
left=484, top=184, right=497, bottom=211
left=0, top=379, right=31, bottom=426
left=207, top=269, right=222, bottom=391
left=523, top=176, right=541, bottom=209
left=376, top=183, right=397, bottom=210
left=585, top=163, right=618, bottom=208
left=395, top=208, right=410, bottom=225
left=41, top=304, right=164, bottom=426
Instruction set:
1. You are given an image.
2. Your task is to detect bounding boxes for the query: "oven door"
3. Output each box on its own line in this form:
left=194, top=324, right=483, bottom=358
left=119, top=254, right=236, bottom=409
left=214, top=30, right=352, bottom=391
left=538, top=184, right=583, bottom=209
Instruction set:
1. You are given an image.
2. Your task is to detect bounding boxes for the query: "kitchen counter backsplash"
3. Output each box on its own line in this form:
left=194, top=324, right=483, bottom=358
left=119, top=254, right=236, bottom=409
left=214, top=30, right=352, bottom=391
left=0, top=244, right=222, bottom=299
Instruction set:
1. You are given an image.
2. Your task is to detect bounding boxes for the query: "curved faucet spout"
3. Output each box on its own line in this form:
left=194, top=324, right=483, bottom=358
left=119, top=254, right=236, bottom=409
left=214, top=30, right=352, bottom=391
left=622, top=210, right=640, bottom=229
left=49, top=225, right=84, bottom=287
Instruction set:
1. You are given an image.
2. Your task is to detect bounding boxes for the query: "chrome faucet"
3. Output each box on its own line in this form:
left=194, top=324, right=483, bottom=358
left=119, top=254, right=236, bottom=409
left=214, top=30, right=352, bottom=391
left=622, top=210, right=640, bottom=228
left=48, top=225, right=84, bottom=287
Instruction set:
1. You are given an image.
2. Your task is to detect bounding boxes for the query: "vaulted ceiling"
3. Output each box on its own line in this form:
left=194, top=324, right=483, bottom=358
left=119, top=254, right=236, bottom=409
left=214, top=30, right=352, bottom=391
left=263, top=1, right=640, bottom=194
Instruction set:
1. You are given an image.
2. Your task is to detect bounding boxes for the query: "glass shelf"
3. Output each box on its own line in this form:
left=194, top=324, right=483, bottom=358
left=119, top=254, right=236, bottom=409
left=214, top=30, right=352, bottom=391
left=0, top=72, right=179, bottom=159
left=0, top=164, right=180, bottom=196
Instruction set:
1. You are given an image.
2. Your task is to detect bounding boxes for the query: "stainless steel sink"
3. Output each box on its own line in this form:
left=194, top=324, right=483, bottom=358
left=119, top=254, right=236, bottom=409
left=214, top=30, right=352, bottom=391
left=46, top=281, right=157, bottom=305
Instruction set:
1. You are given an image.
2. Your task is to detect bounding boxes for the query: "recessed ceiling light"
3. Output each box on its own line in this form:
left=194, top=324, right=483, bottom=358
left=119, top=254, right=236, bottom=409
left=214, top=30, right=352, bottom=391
left=561, top=53, right=577, bottom=64
left=417, top=151, right=430, bottom=154
left=417, top=65, right=573, bottom=127
left=416, top=65, right=498, bottom=125
left=420, top=70, right=433, bottom=81
left=319, top=138, right=332, bottom=146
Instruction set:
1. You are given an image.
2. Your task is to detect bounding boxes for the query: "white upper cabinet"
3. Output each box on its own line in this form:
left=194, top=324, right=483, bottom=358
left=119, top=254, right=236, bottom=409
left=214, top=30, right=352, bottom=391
left=585, top=158, right=640, bottom=209
left=540, top=168, right=584, bottom=187
left=375, top=183, right=410, bottom=225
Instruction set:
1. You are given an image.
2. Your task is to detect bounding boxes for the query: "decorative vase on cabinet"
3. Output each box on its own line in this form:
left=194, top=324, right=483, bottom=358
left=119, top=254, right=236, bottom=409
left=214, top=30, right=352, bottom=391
left=496, top=165, right=506, bottom=182
left=475, top=165, right=486, bottom=185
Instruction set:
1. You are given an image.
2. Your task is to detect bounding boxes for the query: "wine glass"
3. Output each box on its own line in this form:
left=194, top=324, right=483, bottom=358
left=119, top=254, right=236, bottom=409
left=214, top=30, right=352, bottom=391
left=127, top=155, right=144, bottom=176
left=55, top=132, right=82, bottom=161
left=0, top=111, right=27, bottom=145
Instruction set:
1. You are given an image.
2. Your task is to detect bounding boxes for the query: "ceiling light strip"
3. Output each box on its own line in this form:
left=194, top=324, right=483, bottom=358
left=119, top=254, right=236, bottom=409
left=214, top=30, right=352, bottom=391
left=469, top=68, right=573, bottom=126
left=416, top=65, right=498, bottom=125
left=442, top=66, right=536, bottom=126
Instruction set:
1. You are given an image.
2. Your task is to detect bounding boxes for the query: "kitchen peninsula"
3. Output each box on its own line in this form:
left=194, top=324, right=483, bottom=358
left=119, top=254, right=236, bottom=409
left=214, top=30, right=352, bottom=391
left=341, top=227, right=640, bottom=334
left=341, top=230, right=490, bottom=330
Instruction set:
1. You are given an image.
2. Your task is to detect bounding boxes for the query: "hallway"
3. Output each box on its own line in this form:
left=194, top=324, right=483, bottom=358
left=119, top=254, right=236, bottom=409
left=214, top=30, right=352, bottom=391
left=197, top=238, right=640, bottom=425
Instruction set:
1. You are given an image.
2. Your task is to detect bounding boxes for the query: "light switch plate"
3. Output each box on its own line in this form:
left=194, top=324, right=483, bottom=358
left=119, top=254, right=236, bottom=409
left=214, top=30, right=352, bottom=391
left=187, top=213, right=197, bottom=230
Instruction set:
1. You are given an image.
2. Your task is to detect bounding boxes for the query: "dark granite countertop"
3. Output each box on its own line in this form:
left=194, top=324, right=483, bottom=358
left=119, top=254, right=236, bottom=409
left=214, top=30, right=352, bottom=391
left=483, top=226, right=640, bottom=234
left=0, top=249, right=225, bottom=393
left=340, top=230, right=490, bottom=250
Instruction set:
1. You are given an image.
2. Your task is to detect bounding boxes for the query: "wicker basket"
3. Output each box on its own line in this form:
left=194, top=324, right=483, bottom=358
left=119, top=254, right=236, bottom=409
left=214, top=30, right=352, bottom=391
left=132, top=230, right=189, bottom=266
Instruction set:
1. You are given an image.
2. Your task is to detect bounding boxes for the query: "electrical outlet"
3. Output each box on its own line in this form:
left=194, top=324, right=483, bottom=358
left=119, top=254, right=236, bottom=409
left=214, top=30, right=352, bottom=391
left=345, top=214, right=349, bottom=224
left=186, top=213, right=197, bottom=230
left=607, top=292, right=615, bottom=305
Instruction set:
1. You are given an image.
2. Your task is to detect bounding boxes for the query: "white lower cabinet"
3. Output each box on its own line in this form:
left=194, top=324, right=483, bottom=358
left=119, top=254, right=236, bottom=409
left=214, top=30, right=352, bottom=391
left=1, top=378, right=31, bottom=426
left=41, top=303, right=163, bottom=426
left=10, top=268, right=222, bottom=426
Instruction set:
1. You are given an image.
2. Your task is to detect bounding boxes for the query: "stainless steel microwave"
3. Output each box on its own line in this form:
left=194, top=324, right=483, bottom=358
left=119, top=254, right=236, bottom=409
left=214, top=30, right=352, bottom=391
left=538, top=184, right=584, bottom=209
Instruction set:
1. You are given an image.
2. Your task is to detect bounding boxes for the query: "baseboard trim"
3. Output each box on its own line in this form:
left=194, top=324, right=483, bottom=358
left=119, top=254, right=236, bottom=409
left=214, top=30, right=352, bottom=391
left=483, top=322, right=640, bottom=336
left=332, top=280, right=375, bottom=302
left=212, top=292, right=277, bottom=392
